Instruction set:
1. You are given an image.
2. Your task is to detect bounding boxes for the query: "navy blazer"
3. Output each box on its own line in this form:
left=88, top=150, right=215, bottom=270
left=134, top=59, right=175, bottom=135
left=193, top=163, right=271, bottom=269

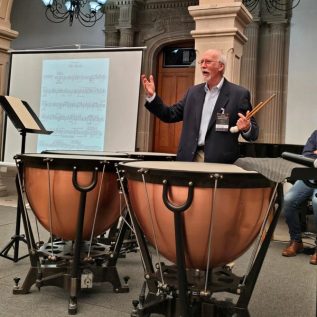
left=145, top=78, right=259, bottom=163
left=302, top=130, right=317, bottom=159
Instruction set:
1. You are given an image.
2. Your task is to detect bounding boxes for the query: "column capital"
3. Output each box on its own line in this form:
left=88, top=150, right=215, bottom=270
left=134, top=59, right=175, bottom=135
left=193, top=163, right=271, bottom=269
left=189, top=0, right=252, bottom=84
left=189, top=1, right=252, bottom=46
left=0, top=25, right=18, bottom=51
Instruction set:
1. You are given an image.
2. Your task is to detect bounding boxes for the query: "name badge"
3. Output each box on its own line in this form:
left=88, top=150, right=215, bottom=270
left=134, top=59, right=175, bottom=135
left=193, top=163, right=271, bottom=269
left=216, top=112, right=229, bottom=132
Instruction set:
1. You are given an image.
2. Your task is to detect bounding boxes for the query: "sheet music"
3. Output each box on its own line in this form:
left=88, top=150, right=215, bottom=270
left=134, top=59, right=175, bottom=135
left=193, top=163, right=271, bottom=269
left=37, top=58, right=109, bottom=152
left=5, top=96, right=41, bottom=130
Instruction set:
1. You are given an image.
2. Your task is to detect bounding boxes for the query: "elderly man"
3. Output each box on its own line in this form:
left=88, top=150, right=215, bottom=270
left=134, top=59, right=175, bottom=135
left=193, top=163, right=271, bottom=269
left=141, top=49, right=258, bottom=163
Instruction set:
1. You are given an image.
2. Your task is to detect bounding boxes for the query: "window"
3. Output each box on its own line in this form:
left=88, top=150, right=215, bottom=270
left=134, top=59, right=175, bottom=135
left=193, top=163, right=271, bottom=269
left=163, top=48, right=196, bottom=68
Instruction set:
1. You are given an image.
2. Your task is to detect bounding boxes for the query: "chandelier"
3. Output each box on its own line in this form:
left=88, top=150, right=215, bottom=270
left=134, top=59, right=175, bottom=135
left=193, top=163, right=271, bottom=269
left=242, top=0, right=301, bottom=13
left=41, top=0, right=107, bottom=27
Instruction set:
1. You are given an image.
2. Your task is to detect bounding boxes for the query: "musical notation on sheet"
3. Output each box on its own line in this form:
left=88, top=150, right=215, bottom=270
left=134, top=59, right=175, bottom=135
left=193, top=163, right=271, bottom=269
left=37, top=58, right=109, bottom=152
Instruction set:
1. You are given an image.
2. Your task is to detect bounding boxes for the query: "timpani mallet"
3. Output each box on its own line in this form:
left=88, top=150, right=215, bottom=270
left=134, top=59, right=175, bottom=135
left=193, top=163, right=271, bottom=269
left=229, top=94, right=276, bottom=133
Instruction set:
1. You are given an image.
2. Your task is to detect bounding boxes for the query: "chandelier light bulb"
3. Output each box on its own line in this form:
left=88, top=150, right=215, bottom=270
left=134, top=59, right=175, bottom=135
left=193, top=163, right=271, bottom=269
left=64, top=1, right=73, bottom=12
left=89, top=1, right=101, bottom=13
left=42, top=0, right=54, bottom=6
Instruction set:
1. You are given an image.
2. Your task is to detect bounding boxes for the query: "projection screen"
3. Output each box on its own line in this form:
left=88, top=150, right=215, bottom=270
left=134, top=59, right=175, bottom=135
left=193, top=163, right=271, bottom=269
left=2, top=47, right=144, bottom=162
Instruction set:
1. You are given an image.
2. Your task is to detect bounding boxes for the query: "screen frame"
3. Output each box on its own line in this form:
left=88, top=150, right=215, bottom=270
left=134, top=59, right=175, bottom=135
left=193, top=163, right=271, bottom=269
left=1, top=47, right=146, bottom=161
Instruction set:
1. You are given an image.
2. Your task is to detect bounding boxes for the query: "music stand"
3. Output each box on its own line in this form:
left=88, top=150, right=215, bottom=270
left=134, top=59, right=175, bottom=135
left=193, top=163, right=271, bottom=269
left=0, top=95, right=52, bottom=262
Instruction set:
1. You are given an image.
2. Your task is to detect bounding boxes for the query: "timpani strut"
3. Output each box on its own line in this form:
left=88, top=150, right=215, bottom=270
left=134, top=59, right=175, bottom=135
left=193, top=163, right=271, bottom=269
left=204, top=174, right=220, bottom=293
left=141, top=171, right=166, bottom=286
left=241, top=182, right=279, bottom=287
left=115, top=165, right=148, bottom=272
left=45, top=158, right=55, bottom=259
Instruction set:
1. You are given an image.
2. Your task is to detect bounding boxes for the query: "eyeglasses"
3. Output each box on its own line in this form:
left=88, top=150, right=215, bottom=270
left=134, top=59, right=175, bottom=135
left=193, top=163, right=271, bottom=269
left=198, top=59, right=220, bottom=65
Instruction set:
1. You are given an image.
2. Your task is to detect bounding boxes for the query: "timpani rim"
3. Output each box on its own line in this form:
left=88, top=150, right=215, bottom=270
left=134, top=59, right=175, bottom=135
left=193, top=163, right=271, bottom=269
left=15, top=153, right=138, bottom=171
left=120, top=161, right=273, bottom=188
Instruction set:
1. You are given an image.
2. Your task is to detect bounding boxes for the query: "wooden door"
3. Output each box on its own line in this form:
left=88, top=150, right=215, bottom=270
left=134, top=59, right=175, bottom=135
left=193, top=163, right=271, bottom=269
left=153, top=50, right=195, bottom=153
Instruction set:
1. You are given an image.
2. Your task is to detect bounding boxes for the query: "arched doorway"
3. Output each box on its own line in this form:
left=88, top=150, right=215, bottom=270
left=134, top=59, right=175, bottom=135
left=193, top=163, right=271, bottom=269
left=153, top=42, right=195, bottom=153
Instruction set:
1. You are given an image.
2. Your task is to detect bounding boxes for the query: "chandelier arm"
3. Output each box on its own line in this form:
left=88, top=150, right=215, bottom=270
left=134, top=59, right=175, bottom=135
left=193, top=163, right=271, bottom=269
left=78, top=12, right=94, bottom=23
left=270, top=0, right=301, bottom=11
left=51, top=11, right=71, bottom=20
left=78, top=9, right=104, bottom=22
left=92, top=12, right=105, bottom=23
left=272, top=0, right=299, bottom=5
left=243, top=0, right=260, bottom=12
left=243, top=0, right=300, bottom=13
left=54, top=1, right=68, bottom=14
left=243, top=0, right=259, bottom=5
left=45, top=8, right=70, bottom=23
left=77, top=9, right=94, bottom=20
left=77, top=17, right=97, bottom=27
left=78, top=21, right=97, bottom=27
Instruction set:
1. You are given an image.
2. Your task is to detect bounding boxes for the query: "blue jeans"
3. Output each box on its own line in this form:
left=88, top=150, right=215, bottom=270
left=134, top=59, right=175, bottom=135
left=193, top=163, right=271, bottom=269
left=283, top=180, right=317, bottom=242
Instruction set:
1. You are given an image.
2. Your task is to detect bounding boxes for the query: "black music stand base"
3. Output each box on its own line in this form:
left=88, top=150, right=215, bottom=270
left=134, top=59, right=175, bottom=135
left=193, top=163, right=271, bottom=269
left=0, top=235, right=28, bottom=262
left=0, top=174, right=28, bottom=262
left=0, top=95, right=52, bottom=262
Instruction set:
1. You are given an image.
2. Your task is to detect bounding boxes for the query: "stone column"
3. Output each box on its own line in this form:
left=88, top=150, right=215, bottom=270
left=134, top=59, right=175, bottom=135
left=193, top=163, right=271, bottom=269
left=116, top=0, right=143, bottom=47
left=105, top=30, right=119, bottom=47
left=240, top=8, right=261, bottom=105
left=0, top=0, right=19, bottom=196
left=257, top=21, right=288, bottom=143
left=188, top=0, right=252, bottom=85
left=104, top=2, right=120, bottom=47
left=119, top=28, right=135, bottom=47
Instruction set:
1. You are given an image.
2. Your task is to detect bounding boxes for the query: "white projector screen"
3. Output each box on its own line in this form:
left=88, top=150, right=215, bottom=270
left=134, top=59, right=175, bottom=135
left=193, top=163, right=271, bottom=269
left=3, top=47, right=144, bottom=162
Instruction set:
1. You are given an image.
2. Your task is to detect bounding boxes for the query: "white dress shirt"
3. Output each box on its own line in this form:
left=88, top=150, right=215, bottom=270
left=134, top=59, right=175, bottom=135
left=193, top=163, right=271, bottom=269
left=198, top=78, right=224, bottom=146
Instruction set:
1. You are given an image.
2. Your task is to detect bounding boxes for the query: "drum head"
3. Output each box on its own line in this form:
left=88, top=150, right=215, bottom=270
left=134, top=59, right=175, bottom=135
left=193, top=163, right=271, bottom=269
left=120, top=161, right=272, bottom=188
left=41, top=150, right=128, bottom=157
left=121, top=152, right=176, bottom=161
left=17, top=153, right=136, bottom=171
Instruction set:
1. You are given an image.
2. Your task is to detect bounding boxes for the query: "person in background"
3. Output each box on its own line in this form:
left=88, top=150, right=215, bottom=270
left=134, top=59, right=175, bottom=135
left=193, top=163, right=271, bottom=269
left=282, top=130, right=317, bottom=265
left=141, top=48, right=258, bottom=163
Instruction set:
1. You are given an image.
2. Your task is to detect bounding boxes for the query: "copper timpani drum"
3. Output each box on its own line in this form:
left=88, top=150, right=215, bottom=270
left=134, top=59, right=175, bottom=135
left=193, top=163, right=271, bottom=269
left=17, top=153, right=134, bottom=241
left=121, top=161, right=274, bottom=269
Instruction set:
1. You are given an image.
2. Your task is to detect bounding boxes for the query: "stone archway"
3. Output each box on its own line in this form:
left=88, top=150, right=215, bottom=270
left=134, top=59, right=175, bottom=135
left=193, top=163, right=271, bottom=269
left=136, top=33, right=196, bottom=151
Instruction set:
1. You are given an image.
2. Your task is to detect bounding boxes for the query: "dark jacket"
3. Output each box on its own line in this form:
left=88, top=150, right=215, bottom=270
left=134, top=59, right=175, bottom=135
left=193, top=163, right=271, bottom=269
left=145, top=78, right=258, bottom=163
left=302, top=130, right=317, bottom=159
